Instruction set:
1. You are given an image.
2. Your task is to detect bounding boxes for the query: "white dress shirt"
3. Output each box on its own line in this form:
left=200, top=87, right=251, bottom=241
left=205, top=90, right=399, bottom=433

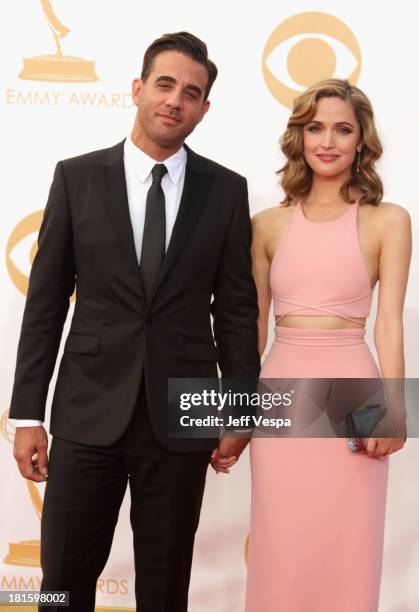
left=12, top=137, right=187, bottom=427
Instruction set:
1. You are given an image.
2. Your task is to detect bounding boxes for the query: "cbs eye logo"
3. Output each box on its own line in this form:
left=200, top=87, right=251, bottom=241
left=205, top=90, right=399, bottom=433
left=6, top=212, right=43, bottom=296
left=5, top=211, right=75, bottom=300
left=262, top=12, right=361, bottom=108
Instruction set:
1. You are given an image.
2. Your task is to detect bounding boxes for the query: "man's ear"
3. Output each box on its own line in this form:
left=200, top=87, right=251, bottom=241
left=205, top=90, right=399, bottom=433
left=199, top=99, right=210, bottom=122
left=132, top=78, right=144, bottom=106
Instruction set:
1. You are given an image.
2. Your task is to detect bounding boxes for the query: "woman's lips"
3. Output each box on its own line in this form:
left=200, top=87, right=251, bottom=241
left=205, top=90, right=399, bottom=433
left=316, top=154, right=340, bottom=163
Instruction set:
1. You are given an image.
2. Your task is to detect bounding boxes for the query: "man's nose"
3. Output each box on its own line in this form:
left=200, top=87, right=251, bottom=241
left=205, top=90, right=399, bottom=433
left=166, top=88, right=182, bottom=109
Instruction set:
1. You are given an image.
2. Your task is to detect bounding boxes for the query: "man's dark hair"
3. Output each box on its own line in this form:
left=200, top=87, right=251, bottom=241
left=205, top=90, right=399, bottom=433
left=141, top=31, right=218, bottom=99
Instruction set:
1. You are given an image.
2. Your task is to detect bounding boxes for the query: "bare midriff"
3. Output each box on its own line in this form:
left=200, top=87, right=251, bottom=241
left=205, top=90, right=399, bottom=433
left=275, top=315, right=366, bottom=329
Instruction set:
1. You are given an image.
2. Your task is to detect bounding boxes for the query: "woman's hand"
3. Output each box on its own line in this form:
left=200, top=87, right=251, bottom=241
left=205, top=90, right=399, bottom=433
left=366, top=437, right=406, bottom=459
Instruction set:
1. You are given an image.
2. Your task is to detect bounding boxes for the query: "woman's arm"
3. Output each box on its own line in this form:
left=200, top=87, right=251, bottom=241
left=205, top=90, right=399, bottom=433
left=374, top=204, right=411, bottom=376
left=368, top=203, right=412, bottom=457
left=251, top=212, right=272, bottom=358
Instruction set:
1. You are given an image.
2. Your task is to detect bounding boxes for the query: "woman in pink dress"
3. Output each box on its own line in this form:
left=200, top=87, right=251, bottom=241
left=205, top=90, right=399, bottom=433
left=245, top=79, right=411, bottom=611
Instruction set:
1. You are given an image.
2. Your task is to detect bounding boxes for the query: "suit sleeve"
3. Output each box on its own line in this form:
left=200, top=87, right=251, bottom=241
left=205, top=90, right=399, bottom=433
left=211, top=177, right=260, bottom=379
left=9, top=162, right=76, bottom=421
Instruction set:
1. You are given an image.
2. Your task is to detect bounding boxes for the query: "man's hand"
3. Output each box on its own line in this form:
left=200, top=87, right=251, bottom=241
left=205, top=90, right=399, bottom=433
left=13, top=426, right=49, bottom=482
left=210, top=435, right=250, bottom=474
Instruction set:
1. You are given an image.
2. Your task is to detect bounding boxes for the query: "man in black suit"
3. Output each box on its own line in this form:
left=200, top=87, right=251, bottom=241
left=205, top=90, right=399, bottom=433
left=10, top=32, right=259, bottom=611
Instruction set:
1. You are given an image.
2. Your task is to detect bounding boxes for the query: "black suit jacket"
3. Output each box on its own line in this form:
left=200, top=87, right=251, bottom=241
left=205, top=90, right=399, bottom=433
left=10, top=140, right=260, bottom=452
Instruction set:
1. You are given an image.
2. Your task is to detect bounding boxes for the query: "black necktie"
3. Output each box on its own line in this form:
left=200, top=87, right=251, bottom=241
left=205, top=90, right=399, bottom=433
left=140, top=163, right=168, bottom=303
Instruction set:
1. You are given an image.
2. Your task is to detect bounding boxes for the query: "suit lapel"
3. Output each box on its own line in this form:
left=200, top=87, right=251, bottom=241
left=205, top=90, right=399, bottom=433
left=147, top=146, right=213, bottom=305
left=101, top=140, right=144, bottom=294
left=99, top=140, right=213, bottom=307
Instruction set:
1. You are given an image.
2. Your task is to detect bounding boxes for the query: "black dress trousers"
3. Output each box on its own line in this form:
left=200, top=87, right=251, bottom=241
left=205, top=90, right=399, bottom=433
left=39, top=382, right=212, bottom=612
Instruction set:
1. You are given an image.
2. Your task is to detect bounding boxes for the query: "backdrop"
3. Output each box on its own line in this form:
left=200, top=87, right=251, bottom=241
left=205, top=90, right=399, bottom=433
left=1, top=1, right=418, bottom=610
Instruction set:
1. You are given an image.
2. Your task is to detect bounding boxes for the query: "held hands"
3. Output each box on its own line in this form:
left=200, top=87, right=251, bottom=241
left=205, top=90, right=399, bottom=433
left=210, top=435, right=250, bottom=474
left=13, top=426, right=49, bottom=482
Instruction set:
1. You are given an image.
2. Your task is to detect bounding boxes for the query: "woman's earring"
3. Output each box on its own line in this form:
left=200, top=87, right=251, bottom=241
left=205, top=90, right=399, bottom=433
left=356, top=150, right=361, bottom=173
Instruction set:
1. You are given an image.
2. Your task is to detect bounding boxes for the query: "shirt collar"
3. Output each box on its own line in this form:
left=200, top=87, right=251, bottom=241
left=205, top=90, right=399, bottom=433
left=124, top=135, right=187, bottom=185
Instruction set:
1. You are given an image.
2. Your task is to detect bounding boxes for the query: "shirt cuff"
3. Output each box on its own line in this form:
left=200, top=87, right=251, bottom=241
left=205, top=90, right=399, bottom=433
left=9, top=419, right=43, bottom=427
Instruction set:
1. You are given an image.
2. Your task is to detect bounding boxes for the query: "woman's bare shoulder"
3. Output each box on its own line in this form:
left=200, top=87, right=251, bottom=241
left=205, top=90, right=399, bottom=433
left=252, top=204, right=295, bottom=231
left=360, top=202, right=412, bottom=246
left=360, top=201, right=411, bottom=227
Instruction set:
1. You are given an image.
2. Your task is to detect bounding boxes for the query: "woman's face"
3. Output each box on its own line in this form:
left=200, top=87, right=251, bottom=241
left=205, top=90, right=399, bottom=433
left=303, top=96, right=362, bottom=179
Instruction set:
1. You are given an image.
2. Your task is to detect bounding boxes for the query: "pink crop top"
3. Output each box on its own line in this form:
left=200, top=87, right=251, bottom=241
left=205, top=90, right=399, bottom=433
left=271, top=201, right=373, bottom=324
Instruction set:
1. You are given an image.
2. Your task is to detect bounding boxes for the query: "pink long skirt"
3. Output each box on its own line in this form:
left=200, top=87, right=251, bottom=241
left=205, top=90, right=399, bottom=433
left=245, top=327, right=389, bottom=612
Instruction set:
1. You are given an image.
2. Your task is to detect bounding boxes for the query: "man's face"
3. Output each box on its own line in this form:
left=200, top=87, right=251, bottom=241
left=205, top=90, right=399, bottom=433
left=132, top=50, right=210, bottom=151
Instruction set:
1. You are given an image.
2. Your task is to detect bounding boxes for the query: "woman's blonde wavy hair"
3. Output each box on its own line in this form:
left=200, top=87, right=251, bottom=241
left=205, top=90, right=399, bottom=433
left=278, top=79, right=383, bottom=206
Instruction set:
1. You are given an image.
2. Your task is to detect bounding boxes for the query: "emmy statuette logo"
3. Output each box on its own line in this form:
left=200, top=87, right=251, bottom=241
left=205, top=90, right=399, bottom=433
left=19, top=0, right=99, bottom=83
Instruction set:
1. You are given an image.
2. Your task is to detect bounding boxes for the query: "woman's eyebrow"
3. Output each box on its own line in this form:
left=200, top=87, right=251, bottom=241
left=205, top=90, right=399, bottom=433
left=308, top=120, right=355, bottom=127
